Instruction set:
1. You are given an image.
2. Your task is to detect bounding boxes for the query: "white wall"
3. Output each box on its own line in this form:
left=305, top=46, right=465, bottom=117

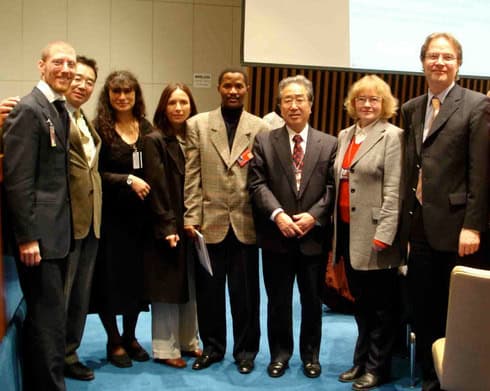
left=0, top=0, right=243, bottom=119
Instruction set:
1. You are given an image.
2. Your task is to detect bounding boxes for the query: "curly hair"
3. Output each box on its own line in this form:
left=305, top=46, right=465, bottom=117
left=153, top=83, right=198, bottom=137
left=94, top=70, right=146, bottom=144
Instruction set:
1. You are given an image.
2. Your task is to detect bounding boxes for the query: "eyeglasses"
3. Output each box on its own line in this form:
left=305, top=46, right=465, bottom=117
left=425, top=52, right=457, bottom=63
left=355, top=96, right=382, bottom=105
left=281, top=95, right=309, bottom=107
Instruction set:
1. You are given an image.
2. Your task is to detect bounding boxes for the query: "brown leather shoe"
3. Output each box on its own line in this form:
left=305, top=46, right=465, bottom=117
left=155, top=357, right=187, bottom=368
left=338, top=365, right=364, bottom=382
left=181, top=349, right=203, bottom=358
left=352, top=372, right=383, bottom=390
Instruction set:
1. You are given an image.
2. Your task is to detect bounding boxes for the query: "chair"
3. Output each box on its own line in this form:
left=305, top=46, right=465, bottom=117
left=432, top=265, right=490, bottom=391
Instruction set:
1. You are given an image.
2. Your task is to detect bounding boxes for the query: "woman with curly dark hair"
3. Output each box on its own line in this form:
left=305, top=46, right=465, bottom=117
left=92, top=70, right=152, bottom=368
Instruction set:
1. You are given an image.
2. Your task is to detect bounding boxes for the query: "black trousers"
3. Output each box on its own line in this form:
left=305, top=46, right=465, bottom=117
left=262, top=246, right=325, bottom=364
left=407, top=206, right=457, bottom=383
left=17, top=257, right=67, bottom=391
left=64, top=229, right=98, bottom=364
left=339, top=221, right=398, bottom=377
left=195, top=228, right=260, bottom=361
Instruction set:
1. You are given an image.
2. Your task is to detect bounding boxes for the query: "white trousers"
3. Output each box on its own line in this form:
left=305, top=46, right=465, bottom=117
left=151, top=267, right=199, bottom=359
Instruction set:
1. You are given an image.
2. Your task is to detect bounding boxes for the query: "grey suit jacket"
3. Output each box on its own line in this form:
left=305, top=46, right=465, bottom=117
left=3, top=87, right=72, bottom=259
left=248, top=125, right=337, bottom=255
left=68, top=110, right=102, bottom=240
left=400, top=84, right=490, bottom=254
left=184, top=107, right=270, bottom=245
left=332, top=120, right=403, bottom=270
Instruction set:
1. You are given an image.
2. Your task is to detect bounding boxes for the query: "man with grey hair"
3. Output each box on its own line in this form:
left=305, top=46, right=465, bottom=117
left=249, top=75, right=337, bottom=379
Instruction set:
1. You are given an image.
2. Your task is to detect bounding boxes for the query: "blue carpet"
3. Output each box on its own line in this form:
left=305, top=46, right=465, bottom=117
left=67, top=268, right=421, bottom=391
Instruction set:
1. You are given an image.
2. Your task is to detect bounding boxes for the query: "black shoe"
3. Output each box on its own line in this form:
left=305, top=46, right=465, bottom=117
left=191, top=354, right=223, bottom=370
left=64, top=362, right=95, bottom=381
left=303, top=361, right=321, bottom=378
left=352, top=372, right=382, bottom=390
left=339, top=365, right=364, bottom=382
left=106, top=345, right=132, bottom=368
left=267, top=361, right=289, bottom=378
left=236, top=359, right=254, bottom=374
left=122, top=339, right=150, bottom=362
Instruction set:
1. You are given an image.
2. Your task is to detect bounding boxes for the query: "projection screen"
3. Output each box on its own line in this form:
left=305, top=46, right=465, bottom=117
left=242, top=0, right=490, bottom=77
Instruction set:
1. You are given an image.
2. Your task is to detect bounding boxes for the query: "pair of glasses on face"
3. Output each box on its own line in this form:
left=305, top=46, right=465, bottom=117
left=355, top=96, right=382, bottom=105
left=425, top=52, right=457, bottom=63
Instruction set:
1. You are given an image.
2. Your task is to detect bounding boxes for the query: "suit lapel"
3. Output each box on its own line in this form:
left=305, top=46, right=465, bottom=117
left=413, top=95, right=427, bottom=157
left=209, top=108, right=231, bottom=167
left=230, top=112, right=252, bottom=166
left=351, top=120, right=385, bottom=166
left=165, top=136, right=184, bottom=175
left=424, top=85, right=461, bottom=141
left=33, top=88, right=68, bottom=150
left=69, top=120, right=85, bottom=158
left=336, top=125, right=356, bottom=178
left=272, top=127, right=297, bottom=194
left=83, top=110, right=102, bottom=168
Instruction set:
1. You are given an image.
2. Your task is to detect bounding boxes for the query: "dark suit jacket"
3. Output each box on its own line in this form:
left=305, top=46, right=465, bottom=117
left=142, top=130, right=189, bottom=303
left=400, top=84, right=490, bottom=255
left=3, top=87, right=72, bottom=259
left=248, top=126, right=337, bottom=255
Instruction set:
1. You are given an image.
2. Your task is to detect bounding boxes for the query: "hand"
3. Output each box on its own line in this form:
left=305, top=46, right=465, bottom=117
left=129, top=175, right=151, bottom=200
left=0, top=96, right=20, bottom=127
left=372, top=239, right=389, bottom=252
left=18, top=240, right=41, bottom=266
left=184, top=225, right=199, bottom=239
left=165, top=234, right=180, bottom=248
left=275, top=212, right=303, bottom=238
left=458, top=228, right=480, bottom=257
left=292, top=212, right=316, bottom=237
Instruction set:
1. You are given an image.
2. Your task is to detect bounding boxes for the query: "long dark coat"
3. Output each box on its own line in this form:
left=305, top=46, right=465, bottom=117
left=142, top=129, right=190, bottom=303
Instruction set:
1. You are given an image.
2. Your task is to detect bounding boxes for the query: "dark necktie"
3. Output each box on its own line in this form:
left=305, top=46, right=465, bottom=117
left=53, top=100, right=69, bottom=140
left=293, top=134, right=304, bottom=191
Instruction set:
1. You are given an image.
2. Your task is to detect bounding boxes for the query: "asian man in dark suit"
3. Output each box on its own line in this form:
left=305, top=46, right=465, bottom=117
left=248, top=75, right=337, bottom=379
left=400, top=32, right=490, bottom=391
left=3, top=41, right=76, bottom=391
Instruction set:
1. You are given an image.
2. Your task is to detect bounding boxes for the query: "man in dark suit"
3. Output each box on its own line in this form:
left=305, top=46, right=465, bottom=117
left=400, top=32, right=490, bottom=391
left=2, top=41, right=76, bottom=391
left=62, top=55, right=101, bottom=381
left=0, top=56, right=100, bottom=382
left=248, top=75, right=337, bottom=379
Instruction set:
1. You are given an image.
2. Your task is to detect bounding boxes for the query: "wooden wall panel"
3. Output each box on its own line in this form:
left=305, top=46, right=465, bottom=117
left=248, top=67, right=490, bottom=136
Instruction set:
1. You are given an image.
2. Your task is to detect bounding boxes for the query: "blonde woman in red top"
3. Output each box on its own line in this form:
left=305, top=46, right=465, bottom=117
left=332, top=75, right=403, bottom=390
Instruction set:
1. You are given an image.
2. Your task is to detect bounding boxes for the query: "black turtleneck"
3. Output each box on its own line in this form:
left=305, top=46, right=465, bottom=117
left=221, top=106, right=243, bottom=149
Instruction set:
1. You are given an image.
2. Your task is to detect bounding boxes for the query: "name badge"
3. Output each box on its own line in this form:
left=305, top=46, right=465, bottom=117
left=132, top=150, right=143, bottom=169
left=237, top=148, right=253, bottom=167
left=340, top=168, right=350, bottom=180
left=47, top=119, right=56, bottom=147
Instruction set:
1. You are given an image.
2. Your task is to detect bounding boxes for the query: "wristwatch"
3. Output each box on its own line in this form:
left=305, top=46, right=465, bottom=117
left=126, top=175, right=133, bottom=186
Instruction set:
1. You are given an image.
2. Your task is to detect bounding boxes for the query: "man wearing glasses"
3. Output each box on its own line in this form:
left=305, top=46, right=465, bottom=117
left=400, top=32, right=489, bottom=391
